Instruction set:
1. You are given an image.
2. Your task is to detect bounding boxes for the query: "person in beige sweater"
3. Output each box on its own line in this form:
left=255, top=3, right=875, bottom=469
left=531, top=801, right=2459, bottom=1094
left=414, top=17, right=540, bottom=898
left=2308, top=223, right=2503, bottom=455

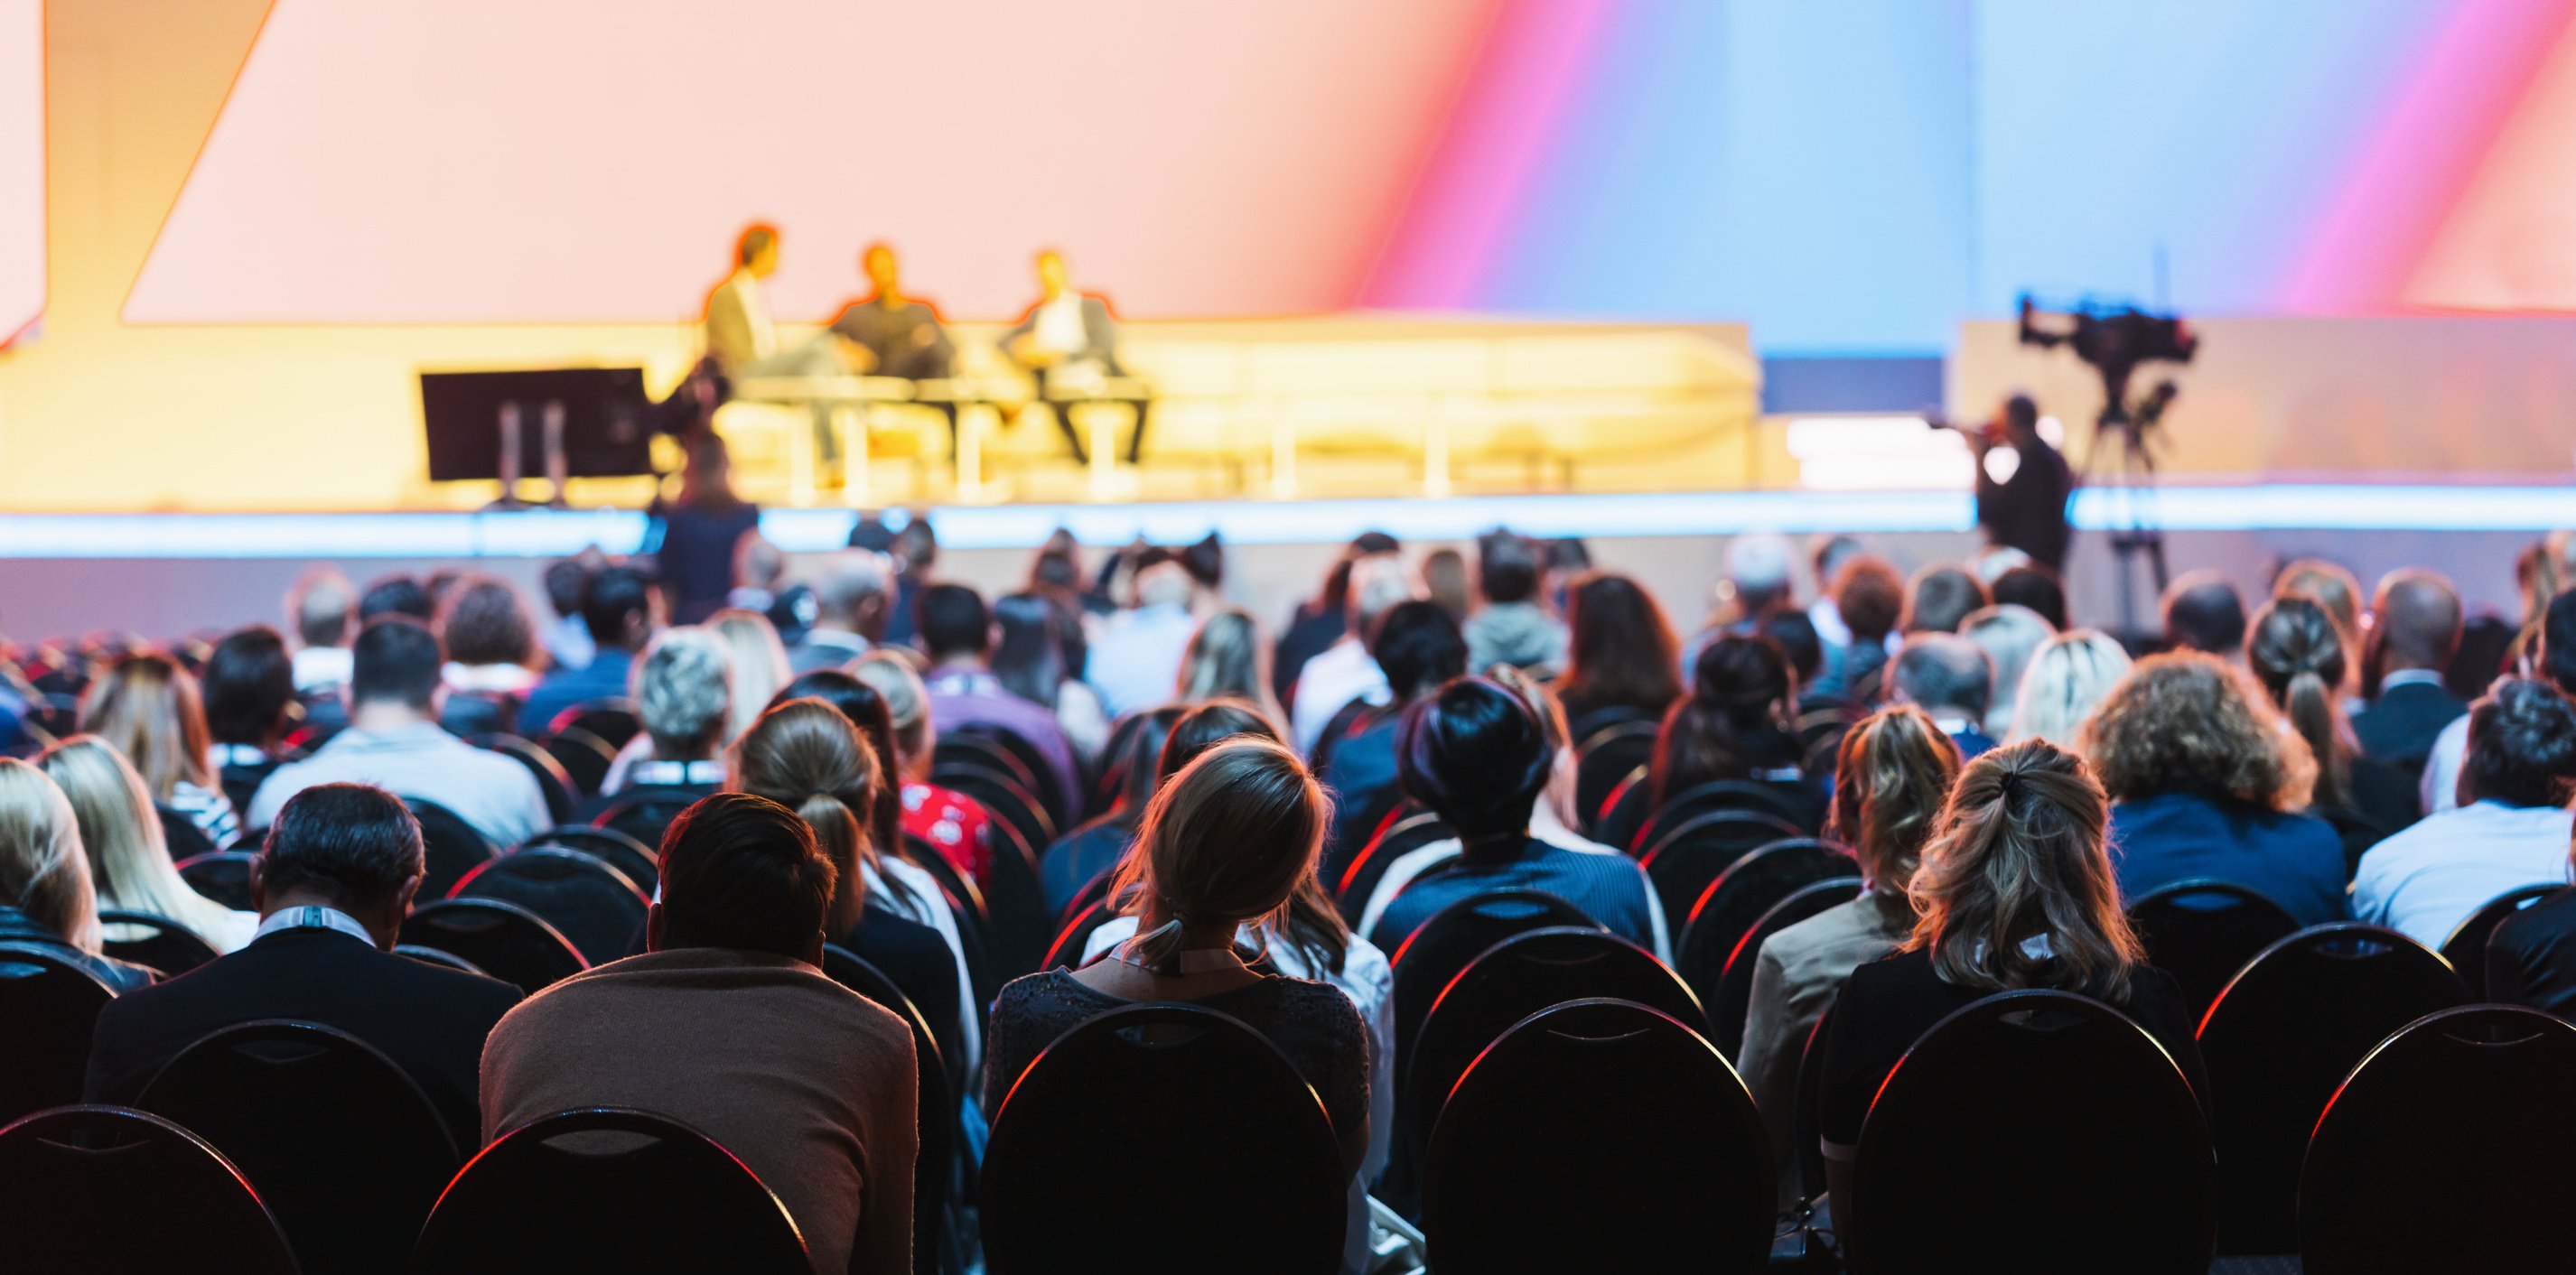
left=481, top=793, right=918, bottom=1275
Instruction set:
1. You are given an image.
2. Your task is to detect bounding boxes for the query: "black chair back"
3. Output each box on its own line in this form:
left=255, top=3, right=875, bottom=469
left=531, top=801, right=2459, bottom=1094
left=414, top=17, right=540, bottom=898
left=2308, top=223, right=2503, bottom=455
left=2441, top=882, right=2566, bottom=997
left=2198, top=922, right=2470, bottom=1253
left=1591, top=767, right=1653, bottom=850
left=1042, top=898, right=1118, bottom=971
left=98, top=909, right=220, bottom=977
left=219, top=758, right=280, bottom=825
left=527, top=824, right=661, bottom=897
left=1333, top=809, right=1451, bottom=924
left=401, top=798, right=499, bottom=898
left=397, top=945, right=489, bottom=976
left=471, top=733, right=581, bottom=826
left=1675, top=839, right=1857, bottom=1018
left=546, top=698, right=643, bottom=749
left=2124, top=878, right=2304, bottom=1018
left=2300, top=1005, right=2576, bottom=1273
left=540, top=726, right=618, bottom=798
left=1847, top=990, right=2217, bottom=1273
left=449, top=847, right=650, bottom=965
left=441, top=691, right=518, bottom=741
left=415, top=1106, right=811, bottom=1275
left=0, top=1105, right=296, bottom=1274
left=945, top=726, right=1069, bottom=830
left=975, top=808, right=1055, bottom=982
left=1637, top=777, right=1818, bottom=848
left=585, top=790, right=696, bottom=869
left=1386, top=890, right=1603, bottom=1114
left=983, top=1003, right=1345, bottom=1274
left=936, top=765, right=1057, bottom=858
left=819, top=946, right=954, bottom=1275
left=0, top=943, right=117, bottom=1123
left=1423, top=998, right=1771, bottom=1273
left=901, top=833, right=998, bottom=1010
left=1791, top=1000, right=1837, bottom=1202
left=1708, top=876, right=1863, bottom=1057
left=1573, top=719, right=1660, bottom=833
left=397, top=898, right=588, bottom=994
left=1405, top=926, right=1704, bottom=1157
left=154, top=803, right=219, bottom=860
left=1639, top=812, right=1813, bottom=935
left=137, top=1019, right=458, bottom=1275
left=175, top=850, right=257, bottom=910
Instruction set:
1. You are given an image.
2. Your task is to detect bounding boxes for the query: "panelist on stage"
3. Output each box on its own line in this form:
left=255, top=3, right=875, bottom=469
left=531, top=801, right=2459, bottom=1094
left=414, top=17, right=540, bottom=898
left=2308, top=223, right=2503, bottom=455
left=702, top=225, right=852, bottom=461
left=828, top=243, right=959, bottom=449
left=1003, top=249, right=1149, bottom=465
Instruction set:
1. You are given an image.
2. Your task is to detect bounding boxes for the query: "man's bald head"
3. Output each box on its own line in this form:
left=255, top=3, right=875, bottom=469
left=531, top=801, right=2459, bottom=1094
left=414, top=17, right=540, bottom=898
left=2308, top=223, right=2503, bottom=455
left=2372, top=569, right=2462, bottom=672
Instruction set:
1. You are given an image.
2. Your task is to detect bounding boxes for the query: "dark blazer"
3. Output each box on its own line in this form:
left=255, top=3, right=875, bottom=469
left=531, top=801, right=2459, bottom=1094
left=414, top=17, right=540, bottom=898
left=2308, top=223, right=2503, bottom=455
left=2108, top=792, right=2349, bottom=926
left=2351, top=678, right=2468, bottom=775
left=84, top=926, right=521, bottom=1144
left=1003, top=293, right=1123, bottom=373
left=2487, top=889, right=2576, bottom=1020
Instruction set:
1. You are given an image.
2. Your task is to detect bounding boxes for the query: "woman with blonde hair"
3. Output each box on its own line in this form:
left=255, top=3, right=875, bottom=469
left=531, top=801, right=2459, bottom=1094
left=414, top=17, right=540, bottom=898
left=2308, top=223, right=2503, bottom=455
left=708, top=608, right=794, bottom=745
left=37, top=738, right=257, bottom=953
left=1175, top=608, right=1283, bottom=723
left=733, top=696, right=977, bottom=1076
left=79, top=652, right=239, bottom=851
left=1738, top=705, right=1958, bottom=1205
left=2005, top=629, right=2133, bottom=747
left=1815, top=739, right=2205, bottom=1218
left=2084, top=651, right=2346, bottom=924
left=0, top=758, right=154, bottom=991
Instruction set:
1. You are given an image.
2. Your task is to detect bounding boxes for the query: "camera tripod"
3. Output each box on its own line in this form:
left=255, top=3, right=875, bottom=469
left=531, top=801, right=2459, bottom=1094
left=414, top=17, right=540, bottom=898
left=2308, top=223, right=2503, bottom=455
left=2081, top=404, right=2169, bottom=638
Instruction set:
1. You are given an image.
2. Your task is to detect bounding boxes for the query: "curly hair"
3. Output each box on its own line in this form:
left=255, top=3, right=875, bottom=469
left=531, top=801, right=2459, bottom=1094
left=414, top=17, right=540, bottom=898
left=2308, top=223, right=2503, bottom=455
left=2080, top=651, right=2315, bottom=810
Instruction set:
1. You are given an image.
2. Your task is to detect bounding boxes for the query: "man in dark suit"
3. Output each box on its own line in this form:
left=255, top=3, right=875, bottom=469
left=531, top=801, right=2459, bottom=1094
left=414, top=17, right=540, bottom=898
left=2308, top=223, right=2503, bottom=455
left=1003, top=248, right=1150, bottom=464
left=2353, top=569, right=2468, bottom=774
left=85, top=783, right=521, bottom=1145
left=829, top=242, right=961, bottom=451
left=1890, top=634, right=2000, bottom=758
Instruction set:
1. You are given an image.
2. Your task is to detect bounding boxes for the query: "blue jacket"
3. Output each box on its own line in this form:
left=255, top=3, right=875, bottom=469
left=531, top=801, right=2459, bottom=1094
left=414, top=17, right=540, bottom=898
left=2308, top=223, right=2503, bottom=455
left=2109, top=791, right=2348, bottom=926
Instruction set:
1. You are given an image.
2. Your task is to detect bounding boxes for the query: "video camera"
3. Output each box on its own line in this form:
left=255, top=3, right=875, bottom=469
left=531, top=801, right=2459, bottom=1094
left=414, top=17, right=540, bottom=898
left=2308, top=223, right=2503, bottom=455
left=2016, top=294, right=2197, bottom=430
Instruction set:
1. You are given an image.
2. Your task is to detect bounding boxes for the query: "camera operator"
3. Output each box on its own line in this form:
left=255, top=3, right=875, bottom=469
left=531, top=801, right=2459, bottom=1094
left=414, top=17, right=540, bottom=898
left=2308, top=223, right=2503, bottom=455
left=1972, top=394, right=2073, bottom=574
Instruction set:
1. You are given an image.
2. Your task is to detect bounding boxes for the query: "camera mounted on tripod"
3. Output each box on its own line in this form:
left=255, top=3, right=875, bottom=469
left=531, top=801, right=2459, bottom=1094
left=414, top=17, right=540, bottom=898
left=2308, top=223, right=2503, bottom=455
left=2016, top=293, right=2197, bottom=442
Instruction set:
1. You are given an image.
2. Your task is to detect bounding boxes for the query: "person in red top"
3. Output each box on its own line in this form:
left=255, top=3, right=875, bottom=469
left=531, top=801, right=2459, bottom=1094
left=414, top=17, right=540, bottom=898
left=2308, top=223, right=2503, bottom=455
left=852, top=651, right=999, bottom=885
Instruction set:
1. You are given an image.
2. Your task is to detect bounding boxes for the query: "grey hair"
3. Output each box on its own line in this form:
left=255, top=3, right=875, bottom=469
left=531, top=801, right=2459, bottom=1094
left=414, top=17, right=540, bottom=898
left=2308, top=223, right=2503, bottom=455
left=1961, top=604, right=2057, bottom=737
left=817, top=550, right=892, bottom=627
left=1893, top=634, right=1996, bottom=720
left=635, top=627, right=733, bottom=759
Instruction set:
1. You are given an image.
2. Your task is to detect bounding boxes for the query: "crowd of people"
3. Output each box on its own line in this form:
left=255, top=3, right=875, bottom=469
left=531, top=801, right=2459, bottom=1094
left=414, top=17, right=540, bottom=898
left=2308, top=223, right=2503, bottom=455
left=3, top=516, right=2574, bottom=1271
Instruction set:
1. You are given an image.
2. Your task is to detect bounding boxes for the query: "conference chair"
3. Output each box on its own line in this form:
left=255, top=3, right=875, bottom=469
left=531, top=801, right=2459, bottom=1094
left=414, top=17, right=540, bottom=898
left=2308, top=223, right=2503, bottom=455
left=1790, top=1000, right=1839, bottom=1203
left=448, top=847, right=650, bottom=965
left=583, top=789, right=700, bottom=870
left=397, top=898, right=588, bottom=995
left=175, top=850, right=257, bottom=910
left=1042, top=898, right=1119, bottom=972
left=1572, top=715, right=1660, bottom=834
left=470, top=734, right=582, bottom=826
left=946, top=725, right=1071, bottom=832
left=525, top=824, right=661, bottom=897
left=0, top=944, right=118, bottom=1124
left=2441, top=882, right=2566, bottom=998
left=1333, top=809, right=1452, bottom=925
left=982, top=1003, right=1346, bottom=1275
left=396, top=945, right=490, bottom=977
left=441, top=691, right=520, bottom=741
left=0, top=1105, right=297, bottom=1275
left=1706, top=875, right=1864, bottom=1058
left=539, top=726, right=618, bottom=799
left=2125, top=878, right=2304, bottom=1018
left=1423, top=998, right=1772, bottom=1274
left=400, top=798, right=499, bottom=898
left=1405, top=926, right=1705, bottom=1159
left=98, top=908, right=220, bottom=977
left=136, top=1019, right=458, bottom=1275
left=2300, top=1005, right=2576, bottom=1273
left=2197, top=922, right=2469, bottom=1254
left=154, top=803, right=219, bottom=860
left=933, top=762, right=1057, bottom=861
left=1844, top=990, right=2217, bottom=1274
left=1590, top=767, right=1651, bottom=848
left=819, top=946, right=955, bottom=1275
left=1630, top=777, right=1820, bottom=852
left=1675, top=840, right=1859, bottom=1022
left=546, top=698, right=644, bottom=750
left=1087, top=711, right=1157, bottom=820
left=1638, top=810, right=1812, bottom=925
left=901, top=832, right=999, bottom=1006
left=1383, top=891, right=1603, bottom=1110
left=414, top=1107, right=811, bottom=1275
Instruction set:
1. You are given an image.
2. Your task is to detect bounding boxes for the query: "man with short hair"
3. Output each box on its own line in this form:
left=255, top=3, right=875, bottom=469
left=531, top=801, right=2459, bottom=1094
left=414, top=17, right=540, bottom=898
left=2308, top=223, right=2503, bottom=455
left=2353, top=680, right=2576, bottom=950
left=252, top=617, right=549, bottom=845
left=1901, top=563, right=1989, bottom=637
left=85, top=784, right=521, bottom=1143
left=1083, top=559, right=1200, bottom=719
left=285, top=566, right=358, bottom=694
left=2354, top=569, right=2469, bottom=773
left=1292, top=553, right=1423, bottom=755
left=518, top=563, right=658, bottom=736
left=1464, top=528, right=1567, bottom=675
left=1316, top=600, right=1469, bottom=855
left=791, top=550, right=894, bottom=674
left=1890, top=635, right=1999, bottom=758
left=2161, top=571, right=2248, bottom=660
left=916, top=582, right=1082, bottom=804
left=481, top=794, right=918, bottom=1275
left=2422, top=587, right=2576, bottom=813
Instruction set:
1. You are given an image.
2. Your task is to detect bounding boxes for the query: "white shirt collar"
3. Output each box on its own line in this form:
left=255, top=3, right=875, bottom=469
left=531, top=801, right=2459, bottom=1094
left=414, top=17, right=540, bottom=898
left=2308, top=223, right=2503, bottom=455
left=2380, top=668, right=2447, bottom=691
left=255, top=905, right=378, bottom=946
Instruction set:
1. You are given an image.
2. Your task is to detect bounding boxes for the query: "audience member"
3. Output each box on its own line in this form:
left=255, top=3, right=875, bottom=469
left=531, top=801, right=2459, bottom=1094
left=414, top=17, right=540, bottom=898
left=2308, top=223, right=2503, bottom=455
left=709, top=607, right=793, bottom=746
left=600, top=628, right=732, bottom=800
left=1365, top=677, right=1665, bottom=955
left=1901, top=563, right=1989, bottom=636
left=1988, top=563, right=2068, bottom=631
left=538, top=551, right=601, bottom=672
left=1039, top=705, right=1185, bottom=917
left=1463, top=529, right=1567, bottom=675
left=1315, top=600, right=1469, bottom=853
left=1651, top=635, right=1824, bottom=828
left=1809, top=555, right=1904, bottom=704
left=1290, top=553, right=1421, bottom=754
left=2352, top=680, right=2576, bottom=949
left=1816, top=740, right=2205, bottom=1223
left=733, top=698, right=974, bottom=1084
left=2006, top=629, right=2133, bottom=748
left=253, top=617, right=548, bottom=845
left=911, top=583, right=1082, bottom=806
left=1083, top=559, right=1199, bottom=718
left=654, top=433, right=763, bottom=625
left=434, top=575, right=541, bottom=705
left=1545, top=574, right=1689, bottom=731
left=1272, top=532, right=1401, bottom=705
left=2272, top=558, right=2365, bottom=690
left=285, top=566, right=358, bottom=696
left=84, top=784, right=519, bottom=1140
left=78, top=651, right=240, bottom=851
left=985, top=740, right=1372, bottom=1180
left=1422, top=546, right=1472, bottom=622
left=2084, top=652, right=2346, bottom=924
left=2478, top=817, right=2576, bottom=1019
left=1959, top=604, right=2055, bottom=740
left=518, top=563, right=658, bottom=736
left=992, top=591, right=1112, bottom=763
left=1739, top=706, right=1958, bottom=1205
left=791, top=550, right=895, bottom=673
left=1760, top=610, right=1826, bottom=709
left=40, top=737, right=256, bottom=952
left=2352, top=569, right=2467, bottom=771
left=1890, top=635, right=1998, bottom=758
left=1803, top=535, right=1870, bottom=648
left=482, top=793, right=919, bottom=1275
left=1720, top=531, right=1798, bottom=628
left=767, top=670, right=907, bottom=867
left=359, top=574, right=434, bottom=624
left=2245, top=596, right=2420, bottom=856
left=0, top=758, right=154, bottom=991
left=2161, top=570, right=2248, bottom=660
left=2422, top=587, right=2576, bottom=813
left=850, top=653, right=999, bottom=885
left=727, top=531, right=788, bottom=616
left=1174, top=608, right=1281, bottom=723
left=200, top=626, right=296, bottom=811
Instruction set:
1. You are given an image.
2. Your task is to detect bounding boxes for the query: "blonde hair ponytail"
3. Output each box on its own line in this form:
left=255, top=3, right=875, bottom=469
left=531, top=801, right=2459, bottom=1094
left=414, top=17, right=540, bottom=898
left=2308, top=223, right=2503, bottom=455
left=733, top=698, right=886, bottom=935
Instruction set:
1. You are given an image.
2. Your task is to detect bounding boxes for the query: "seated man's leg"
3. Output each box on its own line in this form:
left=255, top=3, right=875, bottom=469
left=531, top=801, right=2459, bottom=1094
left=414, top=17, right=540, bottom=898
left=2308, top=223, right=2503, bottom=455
left=1125, top=397, right=1152, bottom=464
left=1035, top=368, right=1087, bottom=463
